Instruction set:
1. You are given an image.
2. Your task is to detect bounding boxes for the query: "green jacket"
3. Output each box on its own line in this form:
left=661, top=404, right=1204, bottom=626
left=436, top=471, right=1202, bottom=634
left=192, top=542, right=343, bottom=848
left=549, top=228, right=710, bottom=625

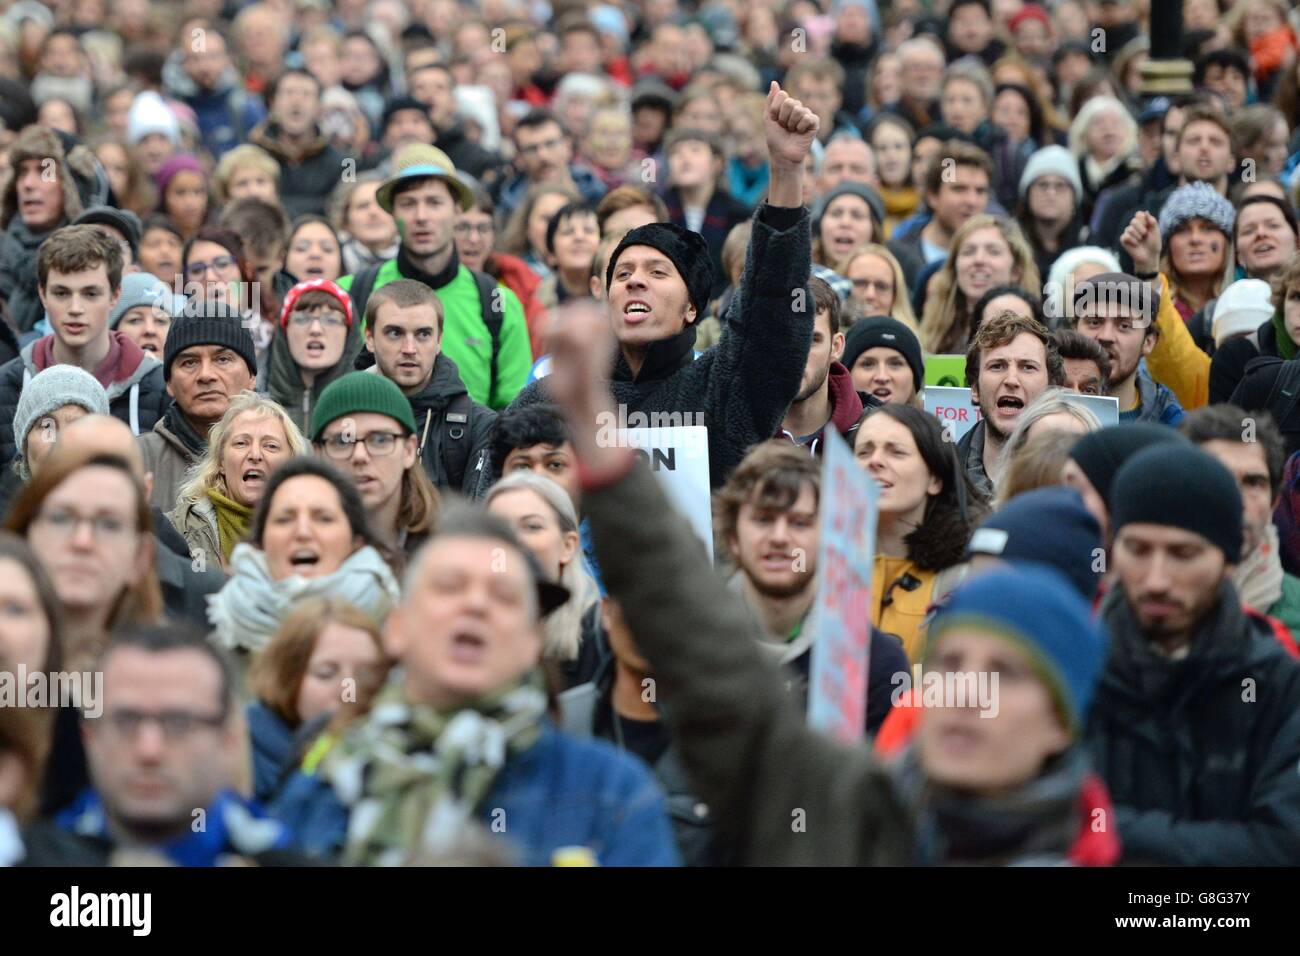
left=1270, top=573, right=1300, bottom=637
left=338, top=251, right=531, bottom=410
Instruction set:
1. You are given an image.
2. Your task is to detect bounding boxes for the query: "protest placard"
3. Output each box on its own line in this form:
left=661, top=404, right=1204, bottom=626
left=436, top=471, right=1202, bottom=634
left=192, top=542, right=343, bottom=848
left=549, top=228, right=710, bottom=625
left=923, top=385, right=982, bottom=441
left=924, top=354, right=966, bottom=388
left=806, top=427, right=879, bottom=742
left=1062, top=392, right=1120, bottom=426
left=619, top=426, right=714, bottom=561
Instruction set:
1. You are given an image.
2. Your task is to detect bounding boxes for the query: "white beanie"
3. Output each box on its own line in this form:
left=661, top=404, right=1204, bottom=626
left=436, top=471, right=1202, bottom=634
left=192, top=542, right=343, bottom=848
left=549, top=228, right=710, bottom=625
left=127, top=91, right=180, bottom=147
left=1043, top=246, right=1123, bottom=323
left=1213, top=278, right=1274, bottom=347
left=1019, top=144, right=1084, bottom=201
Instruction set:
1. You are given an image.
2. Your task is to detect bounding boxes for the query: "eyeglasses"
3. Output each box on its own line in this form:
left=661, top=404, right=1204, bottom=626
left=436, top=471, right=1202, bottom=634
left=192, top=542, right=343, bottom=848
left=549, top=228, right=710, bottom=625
left=102, top=709, right=226, bottom=742
left=454, top=221, right=494, bottom=236
left=517, top=136, right=565, bottom=157
left=289, top=309, right=348, bottom=328
left=1030, top=179, right=1074, bottom=195
left=319, top=431, right=406, bottom=459
left=185, top=256, right=238, bottom=278
left=34, top=507, right=135, bottom=543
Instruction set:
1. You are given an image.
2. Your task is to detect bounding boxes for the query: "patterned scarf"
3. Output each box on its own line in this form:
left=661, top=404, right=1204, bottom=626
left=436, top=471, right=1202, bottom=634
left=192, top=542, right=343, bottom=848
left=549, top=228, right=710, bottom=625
left=206, top=486, right=253, bottom=562
left=323, top=670, right=548, bottom=867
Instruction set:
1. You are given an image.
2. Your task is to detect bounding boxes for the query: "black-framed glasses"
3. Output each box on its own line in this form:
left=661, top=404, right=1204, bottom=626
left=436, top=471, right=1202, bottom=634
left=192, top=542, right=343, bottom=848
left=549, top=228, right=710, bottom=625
left=185, top=256, right=238, bottom=278
left=34, top=507, right=134, bottom=543
left=319, top=431, right=406, bottom=459
left=454, top=221, right=494, bottom=236
left=102, top=709, right=226, bottom=741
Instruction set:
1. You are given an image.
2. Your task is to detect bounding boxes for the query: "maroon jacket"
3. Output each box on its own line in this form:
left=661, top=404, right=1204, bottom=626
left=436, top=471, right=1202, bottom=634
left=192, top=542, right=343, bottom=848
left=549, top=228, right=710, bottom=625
left=775, top=362, right=864, bottom=456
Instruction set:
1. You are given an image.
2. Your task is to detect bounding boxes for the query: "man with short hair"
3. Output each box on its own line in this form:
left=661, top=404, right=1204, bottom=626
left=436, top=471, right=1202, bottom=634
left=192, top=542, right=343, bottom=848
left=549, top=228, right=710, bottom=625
left=73, top=206, right=142, bottom=274
left=1182, top=404, right=1300, bottom=633
left=0, top=126, right=98, bottom=333
left=489, top=403, right=580, bottom=507
left=380, top=95, right=436, bottom=153
left=1195, top=48, right=1252, bottom=113
left=778, top=277, right=865, bottom=454
left=164, top=20, right=267, bottom=159
left=716, top=441, right=910, bottom=734
left=249, top=68, right=349, bottom=218
left=816, top=133, right=879, bottom=198
left=495, top=109, right=606, bottom=217
left=339, top=145, right=531, bottom=410
left=61, top=625, right=301, bottom=865
left=363, top=278, right=495, bottom=493
left=596, top=184, right=668, bottom=240
left=893, top=141, right=993, bottom=267
left=271, top=505, right=680, bottom=865
left=958, top=311, right=1064, bottom=498
left=138, top=306, right=258, bottom=511
left=232, top=3, right=291, bottom=96
left=407, top=62, right=503, bottom=183
left=1088, top=441, right=1300, bottom=865
left=1053, top=328, right=1111, bottom=396
left=786, top=60, right=861, bottom=145
left=890, top=36, right=946, bottom=131
left=0, top=226, right=169, bottom=467
left=1069, top=270, right=1184, bottom=425
left=509, top=84, right=824, bottom=488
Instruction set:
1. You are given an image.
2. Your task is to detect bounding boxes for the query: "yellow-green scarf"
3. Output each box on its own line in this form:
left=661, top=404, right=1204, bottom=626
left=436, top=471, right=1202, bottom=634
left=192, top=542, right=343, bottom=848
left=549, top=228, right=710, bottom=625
left=207, top=486, right=254, bottom=562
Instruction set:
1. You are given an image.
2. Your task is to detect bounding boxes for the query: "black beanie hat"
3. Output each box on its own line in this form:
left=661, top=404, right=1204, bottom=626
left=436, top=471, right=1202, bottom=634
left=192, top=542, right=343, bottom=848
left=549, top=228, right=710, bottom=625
left=841, top=316, right=924, bottom=393
left=606, top=222, right=714, bottom=320
left=163, top=308, right=258, bottom=381
left=1068, top=423, right=1188, bottom=505
left=1109, top=443, right=1244, bottom=561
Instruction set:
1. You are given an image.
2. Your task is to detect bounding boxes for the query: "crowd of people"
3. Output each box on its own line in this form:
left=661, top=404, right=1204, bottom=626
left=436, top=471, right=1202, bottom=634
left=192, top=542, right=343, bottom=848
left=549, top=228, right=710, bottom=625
left=0, top=0, right=1299, bottom=868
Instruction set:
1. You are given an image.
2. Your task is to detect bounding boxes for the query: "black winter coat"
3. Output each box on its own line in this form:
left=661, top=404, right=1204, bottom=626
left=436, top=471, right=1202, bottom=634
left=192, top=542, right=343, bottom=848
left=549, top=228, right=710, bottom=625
left=1087, top=582, right=1300, bottom=865
left=401, top=354, right=496, bottom=495
left=1211, top=317, right=1283, bottom=404
left=508, top=203, right=814, bottom=489
left=250, top=121, right=350, bottom=219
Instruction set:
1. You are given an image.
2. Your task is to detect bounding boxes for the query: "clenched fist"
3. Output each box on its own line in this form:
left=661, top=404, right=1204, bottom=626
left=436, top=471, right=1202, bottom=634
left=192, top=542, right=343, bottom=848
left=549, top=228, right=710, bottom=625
left=765, top=81, right=820, bottom=170
left=1120, top=210, right=1162, bottom=276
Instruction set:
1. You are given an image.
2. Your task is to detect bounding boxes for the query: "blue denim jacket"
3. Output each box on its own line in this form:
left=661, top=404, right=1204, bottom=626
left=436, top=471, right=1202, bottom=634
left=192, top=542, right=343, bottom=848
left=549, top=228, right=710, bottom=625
left=271, top=721, right=681, bottom=866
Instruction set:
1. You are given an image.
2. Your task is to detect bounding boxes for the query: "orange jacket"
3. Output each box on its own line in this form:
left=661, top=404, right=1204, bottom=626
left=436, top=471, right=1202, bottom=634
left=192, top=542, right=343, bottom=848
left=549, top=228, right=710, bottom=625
left=489, top=252, right=548, bottom=359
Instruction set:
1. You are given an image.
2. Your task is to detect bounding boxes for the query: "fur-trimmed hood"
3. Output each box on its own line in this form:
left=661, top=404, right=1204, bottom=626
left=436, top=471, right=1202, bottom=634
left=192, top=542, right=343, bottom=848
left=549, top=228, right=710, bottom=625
left=0, top=125, right=106, bottom=231
left=904, top=499, right=977, bottom=571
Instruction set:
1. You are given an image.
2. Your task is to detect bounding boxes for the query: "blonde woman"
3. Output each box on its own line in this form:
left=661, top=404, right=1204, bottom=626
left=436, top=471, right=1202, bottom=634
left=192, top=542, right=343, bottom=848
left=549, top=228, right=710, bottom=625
left=485, top=471, right=603, bottom=689
left=837, top=244, right=919, bottom=332
left=168, top=393, right=311, bottom=575
left=920, top=215, right=1041, bottom=354
left=213, top=144, right=281, bottom=205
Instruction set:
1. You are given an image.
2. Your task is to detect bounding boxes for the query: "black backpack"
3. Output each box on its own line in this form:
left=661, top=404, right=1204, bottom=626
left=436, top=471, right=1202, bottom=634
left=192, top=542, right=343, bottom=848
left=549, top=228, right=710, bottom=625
left=349, top=262, right=506, bottom=400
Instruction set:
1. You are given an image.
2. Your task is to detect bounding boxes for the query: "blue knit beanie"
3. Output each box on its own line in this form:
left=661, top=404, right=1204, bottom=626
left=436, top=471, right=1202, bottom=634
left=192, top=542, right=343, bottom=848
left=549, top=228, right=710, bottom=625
left=927, top=565, right=1109, bottom=734
left=967, top=486, right=1103, bottom=600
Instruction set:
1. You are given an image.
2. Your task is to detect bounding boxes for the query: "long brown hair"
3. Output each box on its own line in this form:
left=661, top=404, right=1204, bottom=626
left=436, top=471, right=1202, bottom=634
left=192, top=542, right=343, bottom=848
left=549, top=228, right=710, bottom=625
left=5, top=448, right=164, bottom=635
left=0, top=530, right=64, bottom=674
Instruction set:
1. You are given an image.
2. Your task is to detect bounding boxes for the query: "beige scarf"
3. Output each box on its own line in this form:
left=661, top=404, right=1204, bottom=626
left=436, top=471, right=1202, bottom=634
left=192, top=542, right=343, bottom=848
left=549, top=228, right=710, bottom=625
left=1235, top=523, right=1285, bottom=613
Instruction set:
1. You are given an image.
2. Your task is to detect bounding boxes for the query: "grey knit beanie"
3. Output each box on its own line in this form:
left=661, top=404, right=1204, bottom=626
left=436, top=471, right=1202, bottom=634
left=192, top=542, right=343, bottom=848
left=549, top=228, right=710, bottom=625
left=1158, top=182, right=1235, bottom=242
left=13, top=365, right=110, bottom=475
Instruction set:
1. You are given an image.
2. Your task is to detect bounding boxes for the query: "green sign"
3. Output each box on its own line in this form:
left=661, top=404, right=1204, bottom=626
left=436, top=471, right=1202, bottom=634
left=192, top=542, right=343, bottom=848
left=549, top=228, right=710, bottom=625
left=924, top=354, right=966, bottom=388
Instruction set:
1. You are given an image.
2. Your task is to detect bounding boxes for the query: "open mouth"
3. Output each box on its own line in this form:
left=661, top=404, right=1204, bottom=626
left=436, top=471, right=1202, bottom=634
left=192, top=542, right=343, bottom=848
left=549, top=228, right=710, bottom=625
left=449, top=630, right=488, bottom=663
left=289, top=549, right=320, bottom=571
left=872, top=386, right=894, bottom=399
left=141, top=342, right=159, bottom=352
left=996, top=396, right=1024, bottom=414
left=303, top=265, right=325, bottom=277
left=305, top=340, right=326, bottom=356
left=63, top=323, right=87, bottom=335
left=241, top=467, right=265, bottom=489
left=623, top=300, right=652, bottom=322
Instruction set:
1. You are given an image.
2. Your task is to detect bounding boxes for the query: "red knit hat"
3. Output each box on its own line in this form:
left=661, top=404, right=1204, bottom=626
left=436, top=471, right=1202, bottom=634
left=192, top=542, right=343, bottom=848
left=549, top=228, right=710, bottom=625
left=279, top=278, right=354, bottom=329
left=1008, top=3, right=1050, bottom=32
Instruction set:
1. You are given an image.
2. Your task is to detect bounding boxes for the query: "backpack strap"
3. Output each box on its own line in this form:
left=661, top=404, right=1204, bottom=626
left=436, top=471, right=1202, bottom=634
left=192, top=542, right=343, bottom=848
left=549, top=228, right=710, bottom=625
left=472, top=270, right=504, bottom=404
left=348, top=261, right=385, bottom=370
left=1263, top=360, right=1300, bottom=428
left=436, top=392, right=474, bottom=490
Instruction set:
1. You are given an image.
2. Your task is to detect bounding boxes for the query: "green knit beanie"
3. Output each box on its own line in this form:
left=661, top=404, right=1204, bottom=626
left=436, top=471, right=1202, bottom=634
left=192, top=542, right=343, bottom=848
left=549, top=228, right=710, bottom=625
left=310, top=371, right=418, bottom=441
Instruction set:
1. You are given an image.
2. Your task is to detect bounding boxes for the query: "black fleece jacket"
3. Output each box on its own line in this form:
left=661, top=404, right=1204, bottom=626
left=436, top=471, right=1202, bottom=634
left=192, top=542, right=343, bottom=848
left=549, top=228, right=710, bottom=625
left=398, top=354, right=496, bottom=495
left=507, top=203, right=814, bottom=488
